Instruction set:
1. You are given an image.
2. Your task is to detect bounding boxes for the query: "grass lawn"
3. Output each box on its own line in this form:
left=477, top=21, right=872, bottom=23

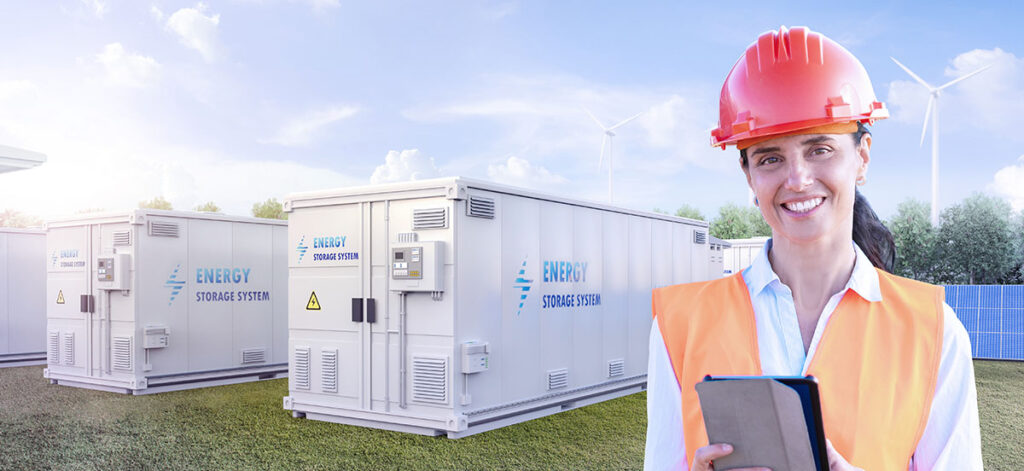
left=1, top=360, right=1020, bottom=470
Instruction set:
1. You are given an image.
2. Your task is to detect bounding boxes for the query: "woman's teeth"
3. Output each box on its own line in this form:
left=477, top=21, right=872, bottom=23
left=784, top=197, right=824, bottom=214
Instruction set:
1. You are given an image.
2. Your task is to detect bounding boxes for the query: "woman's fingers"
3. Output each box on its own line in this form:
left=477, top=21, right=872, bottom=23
left=690, top=444, right=771, bottom=471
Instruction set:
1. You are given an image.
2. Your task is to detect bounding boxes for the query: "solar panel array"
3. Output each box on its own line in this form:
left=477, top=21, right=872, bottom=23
left=944, top=285, right=1024, bottom=361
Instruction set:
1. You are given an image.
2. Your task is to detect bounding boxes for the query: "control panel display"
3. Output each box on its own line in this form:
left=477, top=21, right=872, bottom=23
left=392, top=247, right=423, bottom=279
left=98, top=257, right=115, bottom=282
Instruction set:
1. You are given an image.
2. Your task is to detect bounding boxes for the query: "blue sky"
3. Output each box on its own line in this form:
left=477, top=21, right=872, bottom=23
left=1, top=1, right=1022, bottom=220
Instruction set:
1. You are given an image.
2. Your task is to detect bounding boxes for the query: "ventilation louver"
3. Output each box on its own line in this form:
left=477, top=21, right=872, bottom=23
left=397, top=232, right=418, bottom=243
left=113, top=337, right=133, bottom=371
left=47, top=332, right=59, bottom=365
left=412, top=356, right=448, bottom=404
left=63, top=333, right=75, bottom=366
left=466, top=196, right=495, bottom=219
left=113, top=231, right=131, bottom=246
left=241, top=348, right=266, bottom=365
left=547, top=368, right=569, bottom=390
left=608, top=359, right=624, bottom=378
left=321, top=349, right=338, bottom=393
left=694, top=231, right=707, bottom=244
left=413, top=208, right=447, bottom=230
left=293, top=347, right=311, bottom=390
left=149, top=221, right=180, bottom=238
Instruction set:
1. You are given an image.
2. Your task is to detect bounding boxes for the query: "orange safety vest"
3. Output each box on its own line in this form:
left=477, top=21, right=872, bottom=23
left=652, top=270, right=944, bottom=471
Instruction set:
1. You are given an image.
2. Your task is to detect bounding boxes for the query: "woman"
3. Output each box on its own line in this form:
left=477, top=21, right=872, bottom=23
left=644, top=27, right=982, bottom=471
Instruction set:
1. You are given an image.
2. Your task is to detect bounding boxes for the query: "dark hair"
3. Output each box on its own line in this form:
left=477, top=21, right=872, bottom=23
left=739, top=122, right=896, bottom=272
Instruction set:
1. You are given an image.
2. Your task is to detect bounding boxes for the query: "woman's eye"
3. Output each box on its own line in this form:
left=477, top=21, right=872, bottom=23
left=811, top=147, right=832, bottom=156
left=759, top=156, right=780, bottom=165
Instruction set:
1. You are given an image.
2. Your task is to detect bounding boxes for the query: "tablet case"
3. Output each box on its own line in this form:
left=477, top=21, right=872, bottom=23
left=695, top=378, right=816, bottom=471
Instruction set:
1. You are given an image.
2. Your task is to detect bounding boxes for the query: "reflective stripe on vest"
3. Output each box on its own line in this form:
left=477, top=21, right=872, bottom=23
left=652, top=270, right=944, bottom=471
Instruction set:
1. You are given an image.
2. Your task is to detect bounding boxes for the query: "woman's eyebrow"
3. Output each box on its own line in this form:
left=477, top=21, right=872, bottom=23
left=749, top=146, right=781, bottom=157
left=801, top=135, right=835, bottom=145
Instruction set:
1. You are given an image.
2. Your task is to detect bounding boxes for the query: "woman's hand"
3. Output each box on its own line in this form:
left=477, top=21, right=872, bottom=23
left=826, top=439, right=864, bottom=471
left=689, top=443, right=771, bottom=471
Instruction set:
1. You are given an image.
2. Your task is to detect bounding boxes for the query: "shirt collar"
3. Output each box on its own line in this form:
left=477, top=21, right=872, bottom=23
left=743, top=238, right=882, bottom=302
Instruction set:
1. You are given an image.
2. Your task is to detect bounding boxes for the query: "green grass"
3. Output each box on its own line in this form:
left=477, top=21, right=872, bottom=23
left=0, top=360, right=1020, bottom=470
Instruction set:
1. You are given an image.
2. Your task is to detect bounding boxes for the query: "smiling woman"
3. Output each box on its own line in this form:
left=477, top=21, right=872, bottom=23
left=646, top=26, right=983, bottom=471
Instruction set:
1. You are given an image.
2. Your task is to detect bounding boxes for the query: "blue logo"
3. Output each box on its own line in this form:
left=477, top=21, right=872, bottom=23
left=296, top=236, right=309, bottom=263
left=513, top=256, right=533, bottom=316
left=164, top=264, right=186, bottom=306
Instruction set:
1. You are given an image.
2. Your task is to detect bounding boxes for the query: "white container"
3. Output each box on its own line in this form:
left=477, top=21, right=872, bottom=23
left=723, top=236, right=770, bottom=276
left=43, top=210, right=288, bottom=394
left=282, top=177, right=711, bottom=437
left=0, top=228, right=47, bottom=367
left=708, top=236, right=731, bottom=279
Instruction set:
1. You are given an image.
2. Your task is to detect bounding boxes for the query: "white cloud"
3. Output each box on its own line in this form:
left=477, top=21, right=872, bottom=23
left=261, top=105, right=359, bottom=146
left=370, top=149, right=441, bottom=184
left=95, top=43, right=161, bottom=88
left=150, top=5, right=165, bottom=22
left=81, top=0, right=107, bottom=18
left=166, top=3, right=222, bottom=62
left=991, top=155, right=1024, bottom=212
left=487, top=156, right=566, bottom=188
left=0, top=80, right=38, bottom=101
left=887, top=48, right=1024, bottom=140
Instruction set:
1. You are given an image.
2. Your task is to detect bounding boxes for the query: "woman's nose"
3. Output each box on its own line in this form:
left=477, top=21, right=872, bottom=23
left=785, top=158, right=813, bottom=191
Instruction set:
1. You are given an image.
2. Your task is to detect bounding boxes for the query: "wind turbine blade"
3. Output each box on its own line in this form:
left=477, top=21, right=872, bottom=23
left=890, top=57, right=933, bottom=89
left=937, top=64, right=992, bottom=91
left=583, top=108, right=607, bottom=130
left=919, top=97, right=934, bottom=147
left=608, top=112, right=644, bottom=131
left=598, top=134, right=608, bottom=170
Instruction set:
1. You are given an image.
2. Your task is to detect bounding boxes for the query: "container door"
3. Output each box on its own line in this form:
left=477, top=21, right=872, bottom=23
left=46, top=226, right=91, bottom=375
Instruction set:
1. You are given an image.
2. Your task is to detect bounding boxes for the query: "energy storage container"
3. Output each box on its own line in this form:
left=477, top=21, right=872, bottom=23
left=723, top=236, right=770, bottom=276
left=43, top=210, right=288, bottom=394
left=282, top=177, right=711, bottom=437
left=0, top=228, right=46, bottom=367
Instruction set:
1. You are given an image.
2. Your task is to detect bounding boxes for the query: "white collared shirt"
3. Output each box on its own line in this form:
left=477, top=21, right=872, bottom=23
left=644, top=240, right=983, bottom=471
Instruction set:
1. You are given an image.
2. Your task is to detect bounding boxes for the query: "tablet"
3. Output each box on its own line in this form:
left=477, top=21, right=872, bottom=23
left=702, top=375, right=828, bottom=471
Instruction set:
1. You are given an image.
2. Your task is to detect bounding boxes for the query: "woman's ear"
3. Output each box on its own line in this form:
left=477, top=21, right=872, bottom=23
left=857, top=133, right=872, bottom=178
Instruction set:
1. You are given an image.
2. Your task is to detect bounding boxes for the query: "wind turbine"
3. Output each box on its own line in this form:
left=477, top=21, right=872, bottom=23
left=584, top=108, right=643, bottom=203
left=891, top=57, right=991, bottom=226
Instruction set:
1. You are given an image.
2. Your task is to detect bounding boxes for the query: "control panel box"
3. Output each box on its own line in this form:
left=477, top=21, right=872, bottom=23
left=390, top=241, right=445, bottom=292
left=461, top=341, right=490, bottom=374
left=97, top=253, right=132, bottom=291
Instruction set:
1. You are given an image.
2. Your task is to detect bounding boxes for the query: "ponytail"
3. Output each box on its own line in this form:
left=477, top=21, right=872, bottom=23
left=738, top=122, right=896, bottom=272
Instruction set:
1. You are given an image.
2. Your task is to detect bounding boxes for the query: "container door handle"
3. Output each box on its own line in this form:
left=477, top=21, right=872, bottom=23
left=366, top=298, right=376, bottom=324
left=351, top=298, right=364, bottom=322
left=80, top=294, right=95, bottom=313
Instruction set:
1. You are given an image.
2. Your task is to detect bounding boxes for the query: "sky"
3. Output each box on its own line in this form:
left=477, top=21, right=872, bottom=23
left=0, top=1, right=1022, bottom=221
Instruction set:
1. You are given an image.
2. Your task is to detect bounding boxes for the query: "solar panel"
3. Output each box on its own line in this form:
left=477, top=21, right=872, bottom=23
left=945, top=285, right=1024, bottom=361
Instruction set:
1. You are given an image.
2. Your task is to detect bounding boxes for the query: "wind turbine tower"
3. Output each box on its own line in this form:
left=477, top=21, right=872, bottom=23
left=891, top=57, right=991, bottom=226
left=584, top=108, right=643, bottom=204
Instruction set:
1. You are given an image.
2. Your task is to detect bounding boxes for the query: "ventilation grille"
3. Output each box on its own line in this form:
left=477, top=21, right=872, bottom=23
left=148, top=221, right=180, bottom=238
left=547, top=368, right=569, bottom=390
left=693, top=231, right=707, bottom=244
left=413, top=208, right=447, bottom=230
left=112, top=337, right=133, bottom=371
left=412, top=356, right=448, bottom=404
left=62, top=333, right=75, bottom=366
left=397, top=232, right=418, bottom=243
left=241, top=348, right=266, bottom=365
left=293, top=347, right=311, bottom=390
left=608, top=359, right=624, bottom=378
left=47, top=332, right=60, bottom=365
left=113, top=231, right=131, bottom=246
left=467, top=196, right=495, bottom=219
left=321, top=349, right=338, bottom=393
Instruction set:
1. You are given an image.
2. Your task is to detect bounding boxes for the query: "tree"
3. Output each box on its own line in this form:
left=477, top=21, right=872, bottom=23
left=674, top=204, right=705, bottom=221
left=1003, top=210, right=1024, bottom=283
left=933, top=193, right=1015, bottom=284
left=139, top=196, right=173, bottom=210
left=252, top=198, right=287, bottom=220
left=194, top=201, right=221, bottom=213
left=710, top=203, right=771, bottom=239
left=0, top=209, right=41, bottom=228
left=887, top=199, right=936, bottom=282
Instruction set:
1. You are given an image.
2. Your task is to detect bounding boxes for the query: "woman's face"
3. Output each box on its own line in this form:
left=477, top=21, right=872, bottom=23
left=742, top=132, right=871, bottom=244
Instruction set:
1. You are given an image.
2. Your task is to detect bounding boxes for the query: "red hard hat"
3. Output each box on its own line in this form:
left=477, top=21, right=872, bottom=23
left=710, top=26, right=889, bottom=149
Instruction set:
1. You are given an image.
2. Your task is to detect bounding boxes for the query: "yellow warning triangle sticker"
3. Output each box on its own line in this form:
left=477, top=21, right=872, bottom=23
left=306, top=291, right=321, bottom=310
left=56, top=290, right=66, bottom=305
